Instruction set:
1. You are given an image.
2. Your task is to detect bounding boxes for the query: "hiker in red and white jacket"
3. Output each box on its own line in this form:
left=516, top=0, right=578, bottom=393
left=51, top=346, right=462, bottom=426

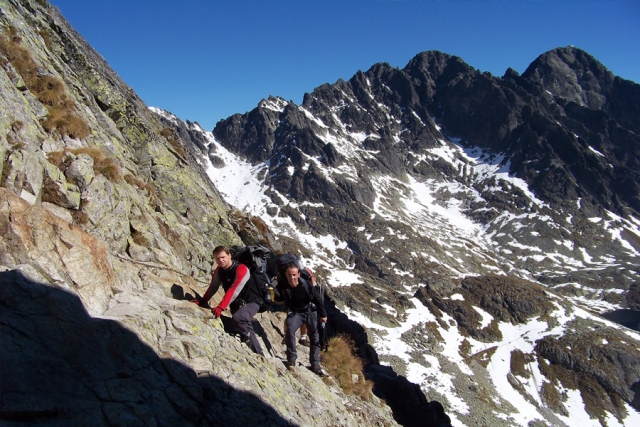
left=191, top=245, right=264, bottom=356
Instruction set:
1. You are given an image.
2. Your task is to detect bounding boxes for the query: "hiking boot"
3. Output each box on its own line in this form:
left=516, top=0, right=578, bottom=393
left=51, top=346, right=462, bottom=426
left=298, top=335, right=310, bottom=347
left=240, top=334, right=251, bottom=344
left=310, top=364, right=325, bottom=376
left=286, top=358, right=296, bottom=370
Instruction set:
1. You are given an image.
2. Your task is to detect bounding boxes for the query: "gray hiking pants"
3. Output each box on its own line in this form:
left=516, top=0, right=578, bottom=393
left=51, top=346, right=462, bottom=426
left=285, top=308, right=320, bottom=365
left=231, top=302, right=263, bottom=355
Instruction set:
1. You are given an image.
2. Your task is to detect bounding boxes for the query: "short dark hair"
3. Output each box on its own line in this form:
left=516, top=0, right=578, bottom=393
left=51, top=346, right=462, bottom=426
left=285, top=263, right=299, bottom=273
left=213, top=246, right=230, bottom=256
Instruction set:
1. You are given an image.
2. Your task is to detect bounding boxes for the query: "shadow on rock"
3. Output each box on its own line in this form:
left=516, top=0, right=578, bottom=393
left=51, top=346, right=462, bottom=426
left=171, top=283, right=209, bottom=308
left=0, top=270, right=296, bottom=427
left=324, top=296, right=452, bottom=427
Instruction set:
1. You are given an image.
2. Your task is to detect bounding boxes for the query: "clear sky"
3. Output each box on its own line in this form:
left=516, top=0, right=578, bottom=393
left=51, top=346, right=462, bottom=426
left=49, top=0, right=640, bottom=131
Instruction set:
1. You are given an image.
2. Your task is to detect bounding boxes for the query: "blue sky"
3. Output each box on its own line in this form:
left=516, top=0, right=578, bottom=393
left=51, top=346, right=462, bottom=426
left=50, top=0, right=640, bottom=131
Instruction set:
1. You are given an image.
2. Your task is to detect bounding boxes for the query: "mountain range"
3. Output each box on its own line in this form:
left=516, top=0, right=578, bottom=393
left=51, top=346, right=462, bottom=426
left=1, top=1, right=639, bottom=426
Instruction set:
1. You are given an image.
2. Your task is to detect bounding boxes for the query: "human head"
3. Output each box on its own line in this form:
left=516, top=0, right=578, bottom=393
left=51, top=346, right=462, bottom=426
left=285, top=264, right=300, bottom=288
left=213, top=246, right=233, bottom=269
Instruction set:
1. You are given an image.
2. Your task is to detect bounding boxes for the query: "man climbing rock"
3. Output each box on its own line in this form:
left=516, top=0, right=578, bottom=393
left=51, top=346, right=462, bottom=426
left=191, top=245, right=264, bottom=356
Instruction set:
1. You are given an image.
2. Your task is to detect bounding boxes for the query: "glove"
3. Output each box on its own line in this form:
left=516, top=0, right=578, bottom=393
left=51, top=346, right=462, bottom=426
left=212, top=306, right=223, bottom=318
left=189, top=298, right=201, bottom=305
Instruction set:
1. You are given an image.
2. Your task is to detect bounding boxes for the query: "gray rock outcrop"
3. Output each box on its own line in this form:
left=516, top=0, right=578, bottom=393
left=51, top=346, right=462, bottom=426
left=0, top=1, right=400, bottom=426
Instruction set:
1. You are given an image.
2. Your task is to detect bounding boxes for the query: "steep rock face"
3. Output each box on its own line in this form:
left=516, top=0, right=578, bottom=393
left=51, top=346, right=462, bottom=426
left=521, top=47, right=640, bottom=124
left=415, top=275, right=555, bottom=341
left=1, top=268, right=211, bottom=427
left=0, top=0, right=238, bottom=280
left=214, top=47, right=640, bottom=217
left=0, top=260, right=397, bottom=427
left=0, top=1, right=402, bottom=426
left=536, top=318, right=640, bottom=415
left=212, top=97, right=288, bottom=163
left=408, top=48, right=640, bottom=216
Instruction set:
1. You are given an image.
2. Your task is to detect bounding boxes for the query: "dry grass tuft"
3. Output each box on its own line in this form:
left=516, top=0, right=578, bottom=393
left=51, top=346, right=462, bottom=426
left=37, top=28, right=52, bottom=50
left=321, top=335, right=373, bottom=400
left=71, top=208, right=89, bottom=225
left=131, top=230, right=149, bottom=247
left=0, top=26, right=89, bottom=140
left=510, top=349, right=533, bottom=378
left=1, top=158, right=12, bottom=188
left=540, top=381, right=567, bottom=416
left=124, top=173, right=160, bottom=206
left=47, top=147, right=121, bottom=183
left=250, top=215, right=269, bottom=234
left=11, top=121, right=24, bottom=132
left=458, top=338, right=471, bottom=357
left=160, top=127, right=186, bottom=158
left=464, top=346, right=497, bottom=369
left=42, top=104, right=90, bottom=139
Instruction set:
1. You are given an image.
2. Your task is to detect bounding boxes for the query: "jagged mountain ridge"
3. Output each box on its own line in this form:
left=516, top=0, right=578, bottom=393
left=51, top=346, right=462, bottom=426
left=207, top=47, right=640, bottom=297
left=161, top=45, right=640, bottom=426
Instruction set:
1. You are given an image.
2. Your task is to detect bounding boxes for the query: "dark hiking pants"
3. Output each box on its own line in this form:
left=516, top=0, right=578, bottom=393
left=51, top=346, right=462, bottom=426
left=285, top=308, right=319, bottom=365
left=231, top=302, right=263, bottom=355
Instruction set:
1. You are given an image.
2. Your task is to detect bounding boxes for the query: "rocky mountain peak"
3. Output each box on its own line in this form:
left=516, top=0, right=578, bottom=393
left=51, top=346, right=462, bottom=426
left=404, top=50, right=469, bottom=76
left=522, top=46, right=614, bottom=109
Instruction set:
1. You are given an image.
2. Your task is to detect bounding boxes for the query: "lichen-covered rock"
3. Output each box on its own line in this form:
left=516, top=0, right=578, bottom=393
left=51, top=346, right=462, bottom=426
left=41, top=155, right=81, bottom=209
left=0, top=188, right=114, bottom=314
left=65, top=152, right=95, bottom=189
left=0, top=174, right=398, bottom=427
left=0, top=1, right=401, bottom=425
left=3, top=150, right=44, bottom=204
left=81, top=174, right=131, bottom=252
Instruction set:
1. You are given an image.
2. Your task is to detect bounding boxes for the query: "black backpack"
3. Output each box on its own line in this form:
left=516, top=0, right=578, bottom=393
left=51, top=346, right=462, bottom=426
left=229, top=245, right=277, bottom=312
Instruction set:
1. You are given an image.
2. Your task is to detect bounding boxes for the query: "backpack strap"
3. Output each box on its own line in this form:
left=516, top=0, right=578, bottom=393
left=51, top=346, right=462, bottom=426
left=300, top=277, right=316, bottom=302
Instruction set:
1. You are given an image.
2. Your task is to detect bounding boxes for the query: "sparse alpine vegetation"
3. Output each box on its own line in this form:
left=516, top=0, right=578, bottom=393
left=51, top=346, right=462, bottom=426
left=160, top=126, right=186, bottom=158
left=47, top=147, right=120, bottom=182
left=322, top=335, right=374, bottom=399
left=0, top=24, right=89, bottom=139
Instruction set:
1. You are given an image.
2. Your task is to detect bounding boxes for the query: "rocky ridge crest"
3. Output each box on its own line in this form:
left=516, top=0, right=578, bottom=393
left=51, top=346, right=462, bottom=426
left=0, top=1, right=406, bottom=426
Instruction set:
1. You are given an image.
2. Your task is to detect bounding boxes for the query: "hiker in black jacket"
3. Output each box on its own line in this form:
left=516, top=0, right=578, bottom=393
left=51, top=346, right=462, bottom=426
left=276, top=263, right=327, bottom=375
